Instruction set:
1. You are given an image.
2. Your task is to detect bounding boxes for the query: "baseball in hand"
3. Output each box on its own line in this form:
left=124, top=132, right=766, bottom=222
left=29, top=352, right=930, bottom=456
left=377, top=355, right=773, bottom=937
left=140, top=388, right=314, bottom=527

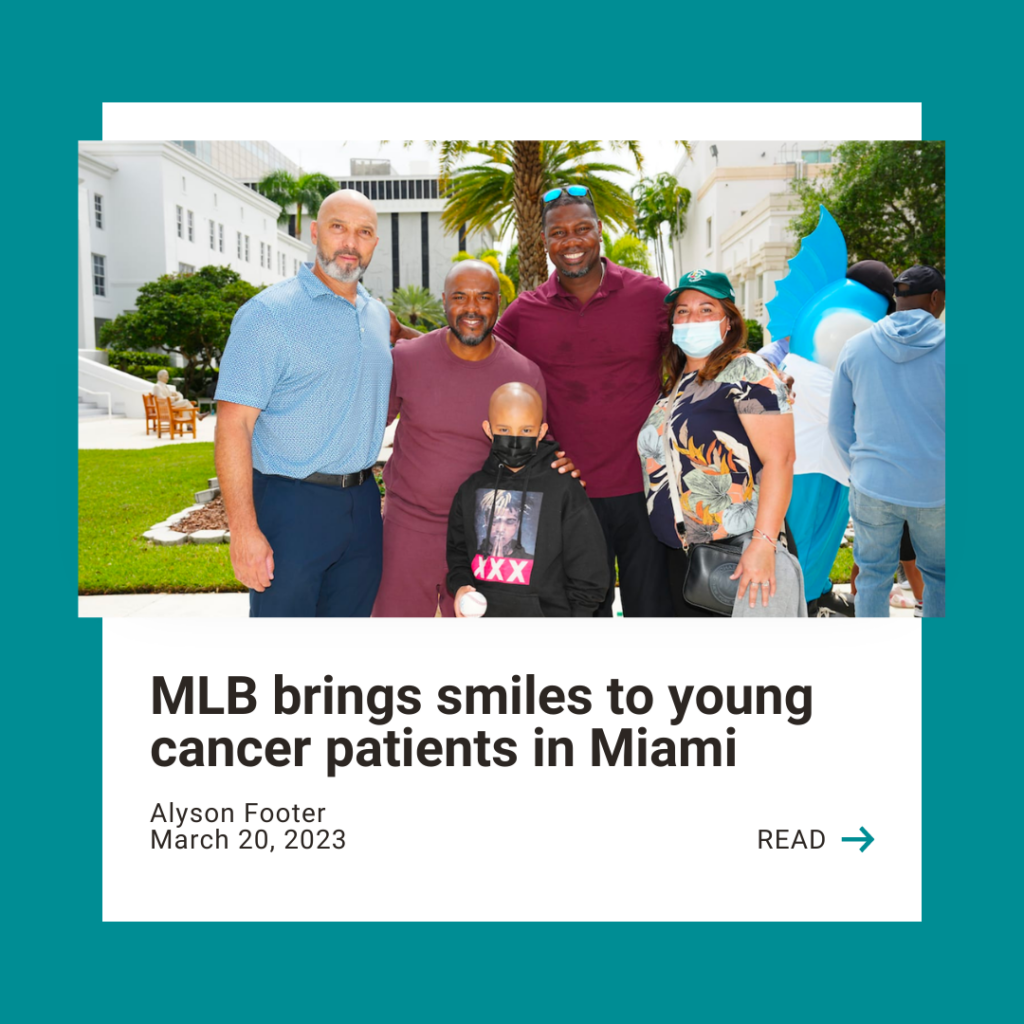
left=458, top=591, right=488, bottom=617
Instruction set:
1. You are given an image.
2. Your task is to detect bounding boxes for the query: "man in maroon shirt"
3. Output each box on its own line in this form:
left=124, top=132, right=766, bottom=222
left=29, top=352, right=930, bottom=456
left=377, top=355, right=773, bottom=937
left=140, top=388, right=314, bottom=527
left=372, top=261, right=551, bottom=617
left=494, top=189, right=674, bottom=616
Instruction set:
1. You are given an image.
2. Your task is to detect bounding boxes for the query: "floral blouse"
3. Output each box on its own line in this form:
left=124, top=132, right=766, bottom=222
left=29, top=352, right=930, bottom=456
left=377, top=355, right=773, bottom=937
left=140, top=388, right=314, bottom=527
left=639, top=353, right=793, bottom=549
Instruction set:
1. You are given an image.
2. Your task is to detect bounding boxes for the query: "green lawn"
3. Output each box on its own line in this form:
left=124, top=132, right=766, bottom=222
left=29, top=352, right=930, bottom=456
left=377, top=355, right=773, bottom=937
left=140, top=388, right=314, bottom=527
left=79, top=444, right=243, bottom=594
left=80, top=443, right=853, bottom=594
left=830, top=546, right=853, bottom=584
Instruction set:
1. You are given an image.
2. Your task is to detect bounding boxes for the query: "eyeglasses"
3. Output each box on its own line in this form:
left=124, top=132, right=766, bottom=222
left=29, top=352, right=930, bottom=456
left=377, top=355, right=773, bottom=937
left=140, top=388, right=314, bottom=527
left=541, top=185, right=591, bottom=204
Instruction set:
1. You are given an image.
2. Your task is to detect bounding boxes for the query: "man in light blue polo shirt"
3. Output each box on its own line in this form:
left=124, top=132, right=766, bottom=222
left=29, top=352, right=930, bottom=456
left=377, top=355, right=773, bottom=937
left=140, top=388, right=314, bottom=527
left=215, top=189, right=393, bottom=616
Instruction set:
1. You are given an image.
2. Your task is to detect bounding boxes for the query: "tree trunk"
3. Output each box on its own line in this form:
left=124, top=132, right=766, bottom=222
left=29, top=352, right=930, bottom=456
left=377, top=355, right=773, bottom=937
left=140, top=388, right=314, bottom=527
left=512, top=141, right=548, bottom=292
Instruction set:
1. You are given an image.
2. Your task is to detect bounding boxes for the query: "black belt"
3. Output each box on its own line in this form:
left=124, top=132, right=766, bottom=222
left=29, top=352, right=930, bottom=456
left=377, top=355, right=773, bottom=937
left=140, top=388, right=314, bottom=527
left=303, top=468, right=375, bottom=488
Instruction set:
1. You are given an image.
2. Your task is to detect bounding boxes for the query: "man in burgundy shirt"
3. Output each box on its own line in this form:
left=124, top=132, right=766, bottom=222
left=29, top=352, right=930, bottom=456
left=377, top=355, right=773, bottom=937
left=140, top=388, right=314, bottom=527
left=494, top=189, right=674, bottom=616
left=372, top=261, right=549, bottom=617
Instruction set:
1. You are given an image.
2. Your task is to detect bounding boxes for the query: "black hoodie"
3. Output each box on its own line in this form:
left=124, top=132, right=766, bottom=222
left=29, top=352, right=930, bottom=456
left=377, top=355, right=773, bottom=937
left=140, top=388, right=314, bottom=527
left=446, top=437, right=610, bottom=616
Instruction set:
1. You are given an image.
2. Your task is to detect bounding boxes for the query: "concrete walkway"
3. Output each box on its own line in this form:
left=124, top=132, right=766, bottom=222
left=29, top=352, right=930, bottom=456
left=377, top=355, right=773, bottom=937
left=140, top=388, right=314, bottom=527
left=79, top=413, right=217, bottom=449
left=78, top=584, right=913, bottom=618
left=78, top=414, right=398, bottom=458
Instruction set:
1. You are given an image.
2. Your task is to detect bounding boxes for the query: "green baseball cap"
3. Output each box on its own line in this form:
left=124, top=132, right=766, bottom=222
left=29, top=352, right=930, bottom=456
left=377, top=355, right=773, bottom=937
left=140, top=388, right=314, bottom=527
left=664, top=269, right=736, bottom=305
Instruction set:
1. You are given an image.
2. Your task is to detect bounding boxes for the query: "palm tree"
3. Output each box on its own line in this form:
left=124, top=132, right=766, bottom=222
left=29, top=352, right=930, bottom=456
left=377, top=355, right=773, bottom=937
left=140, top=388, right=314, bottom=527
left=601, top=231, right=651, bottom=275
left=430, top=141, right=645, bottom=292
left=451, top=249, right=517, bottom=309
left=388, top=285, right=444, bottom=330
left=257, top=171, right=340, bottom=238
left=632, top=172, right=691, bottom=283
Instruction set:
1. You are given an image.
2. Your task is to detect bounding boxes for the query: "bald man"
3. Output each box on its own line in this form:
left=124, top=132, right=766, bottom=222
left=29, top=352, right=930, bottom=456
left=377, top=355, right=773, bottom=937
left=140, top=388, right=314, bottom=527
left=373, top=260, right=557, bottom=617
left=446, top=381, right=609, bottom=617
left=215, top=189, right=394, bottom=617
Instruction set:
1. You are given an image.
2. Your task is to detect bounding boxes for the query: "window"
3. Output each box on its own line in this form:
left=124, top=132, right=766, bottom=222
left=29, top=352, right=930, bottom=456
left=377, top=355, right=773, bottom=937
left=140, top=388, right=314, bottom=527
left=209, top=219, right=216, bottom=250
left=213, top=192, right=218, bottom=207
left=187, top=210, right=194, bottom=242
left=237, top=231, right=243, bottom=259
left=392, top=213, right=400, bottom=287
left=245, top=235, right=250, bottom=262
left=182, top=176, right=187, bottom=192
left=293, top=259, right=298, bottom=275
left=176, top=205, right=183, bottom=239
left=178, top=263, right=195, bottom=274
left=260, top=241, right=265, bottom=267
left=218, top=224, right=224, bottom=253
left=267, top=245, right=272, bottom=269
left=385, top=180, right=393, bottom=200
left=758, top=274, right=764, bottom=300
left=92, top=254, right=106, bottom=296
left=430, top=179, right=439, bottom=199
left=421, top=211, right=430, bottom=288
left=706, top=216, right=713, bottom=250
left=801, top=149, right=832, bottom=164
left=94, top=193, right=103, bottom=229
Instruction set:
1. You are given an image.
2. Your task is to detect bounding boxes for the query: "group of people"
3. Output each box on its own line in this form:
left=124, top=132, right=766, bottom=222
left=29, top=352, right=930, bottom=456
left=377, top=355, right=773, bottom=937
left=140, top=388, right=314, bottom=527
left=213, top=184, right=945, bottom=619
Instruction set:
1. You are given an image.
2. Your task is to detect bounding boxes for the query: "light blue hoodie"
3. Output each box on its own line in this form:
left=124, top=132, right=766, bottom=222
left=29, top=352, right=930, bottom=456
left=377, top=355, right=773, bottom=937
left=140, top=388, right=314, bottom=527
left=829, top=309, right=945, bottom=507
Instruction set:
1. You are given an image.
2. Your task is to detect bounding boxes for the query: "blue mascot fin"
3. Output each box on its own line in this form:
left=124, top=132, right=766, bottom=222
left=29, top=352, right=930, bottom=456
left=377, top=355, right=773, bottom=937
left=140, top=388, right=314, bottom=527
left=765, top=206, right=847, bottom=342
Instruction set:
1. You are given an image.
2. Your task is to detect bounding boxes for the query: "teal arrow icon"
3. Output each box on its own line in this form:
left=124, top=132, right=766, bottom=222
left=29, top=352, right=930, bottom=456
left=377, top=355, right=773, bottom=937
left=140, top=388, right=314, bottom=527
left=841, top=826, right=875, bottom=852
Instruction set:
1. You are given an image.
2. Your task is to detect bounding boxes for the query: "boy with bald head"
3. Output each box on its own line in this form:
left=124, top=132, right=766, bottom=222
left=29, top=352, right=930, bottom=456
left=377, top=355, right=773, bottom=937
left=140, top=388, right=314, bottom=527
left=446, top=383, right=609, bottom=617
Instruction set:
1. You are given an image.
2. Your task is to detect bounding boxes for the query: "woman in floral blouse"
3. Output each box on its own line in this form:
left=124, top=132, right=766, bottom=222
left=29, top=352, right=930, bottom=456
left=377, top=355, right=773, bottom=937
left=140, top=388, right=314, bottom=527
left=638, top=270, right=796, bottom=615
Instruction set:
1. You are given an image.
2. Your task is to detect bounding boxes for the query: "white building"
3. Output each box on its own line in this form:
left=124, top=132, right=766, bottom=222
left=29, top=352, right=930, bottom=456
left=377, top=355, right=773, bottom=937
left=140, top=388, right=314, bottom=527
left=77, top=140, right=311, bottom=351
left=332, top=159, right=495, bottom=301
left=669, top=142, right=835, bottom=336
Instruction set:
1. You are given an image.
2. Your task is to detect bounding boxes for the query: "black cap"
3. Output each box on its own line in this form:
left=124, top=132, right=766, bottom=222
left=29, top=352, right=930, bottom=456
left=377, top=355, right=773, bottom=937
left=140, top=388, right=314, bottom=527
left=847, top=260, right=896, bottom=314
left=894, top=265, right=945, bottom=297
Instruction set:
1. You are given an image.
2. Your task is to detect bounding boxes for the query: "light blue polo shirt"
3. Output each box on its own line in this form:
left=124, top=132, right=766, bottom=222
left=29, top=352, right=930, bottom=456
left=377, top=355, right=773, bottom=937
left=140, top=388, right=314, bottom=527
left=216, top=263, right=392, bottom=478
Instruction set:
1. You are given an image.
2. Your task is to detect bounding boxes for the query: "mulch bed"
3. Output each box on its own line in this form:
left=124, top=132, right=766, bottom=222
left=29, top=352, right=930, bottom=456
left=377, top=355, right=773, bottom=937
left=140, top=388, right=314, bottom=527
left=170, top=498, right=228, bottom=533
left=168, top=469, right=385, bottom=534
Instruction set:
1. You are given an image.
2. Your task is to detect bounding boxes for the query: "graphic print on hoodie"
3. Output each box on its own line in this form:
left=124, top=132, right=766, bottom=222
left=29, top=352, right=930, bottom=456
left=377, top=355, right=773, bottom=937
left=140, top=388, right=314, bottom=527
left=472, top=487, right=543, bottom=585
left=446, top=437, right=609, bottom=616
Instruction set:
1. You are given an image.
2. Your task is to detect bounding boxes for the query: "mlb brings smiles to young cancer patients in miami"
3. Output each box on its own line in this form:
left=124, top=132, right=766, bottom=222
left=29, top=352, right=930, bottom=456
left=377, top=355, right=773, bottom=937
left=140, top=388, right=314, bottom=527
left=214, top=184, right=945, bottom=619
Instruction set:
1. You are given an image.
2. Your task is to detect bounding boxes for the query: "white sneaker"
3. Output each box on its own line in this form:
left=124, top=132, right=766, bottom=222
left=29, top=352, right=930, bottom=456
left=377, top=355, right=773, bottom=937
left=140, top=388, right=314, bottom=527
left=896, top=563, right=912, bottom=590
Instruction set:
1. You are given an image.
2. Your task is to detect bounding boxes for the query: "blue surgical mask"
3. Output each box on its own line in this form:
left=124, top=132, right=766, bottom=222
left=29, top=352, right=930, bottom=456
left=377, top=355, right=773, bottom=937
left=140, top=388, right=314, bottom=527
left=672, top=317, right=727, bottom=357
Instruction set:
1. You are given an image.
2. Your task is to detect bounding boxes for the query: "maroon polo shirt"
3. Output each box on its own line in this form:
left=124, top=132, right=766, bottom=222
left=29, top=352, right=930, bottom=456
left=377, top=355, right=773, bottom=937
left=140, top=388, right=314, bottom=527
left=494, top=259, right=670, bottom=499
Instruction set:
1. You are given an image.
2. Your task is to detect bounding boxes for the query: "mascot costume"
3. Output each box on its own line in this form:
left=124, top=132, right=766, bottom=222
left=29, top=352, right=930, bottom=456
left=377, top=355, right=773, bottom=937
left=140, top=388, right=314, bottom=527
left=765, top=206, right=892, bottom=610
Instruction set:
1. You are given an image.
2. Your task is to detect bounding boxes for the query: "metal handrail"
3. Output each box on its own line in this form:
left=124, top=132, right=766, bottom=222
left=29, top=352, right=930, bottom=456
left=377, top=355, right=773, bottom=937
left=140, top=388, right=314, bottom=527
left=79, top=386, right=112, bottom=417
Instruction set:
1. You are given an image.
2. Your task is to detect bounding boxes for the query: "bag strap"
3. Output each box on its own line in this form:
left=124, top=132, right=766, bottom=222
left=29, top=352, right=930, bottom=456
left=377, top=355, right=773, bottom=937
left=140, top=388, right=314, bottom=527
left=661, top=375, right=688, bottom=536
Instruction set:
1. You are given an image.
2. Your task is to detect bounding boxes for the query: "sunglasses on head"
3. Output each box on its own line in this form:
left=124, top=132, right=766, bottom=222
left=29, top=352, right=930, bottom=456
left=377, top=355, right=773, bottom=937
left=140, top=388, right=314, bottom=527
left=541, top=185, right=591, bottom=204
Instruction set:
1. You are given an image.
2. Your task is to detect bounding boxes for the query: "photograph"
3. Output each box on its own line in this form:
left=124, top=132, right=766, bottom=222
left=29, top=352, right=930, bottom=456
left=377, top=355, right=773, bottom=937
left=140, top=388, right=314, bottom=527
left=77, top=137, right=945, bottom=620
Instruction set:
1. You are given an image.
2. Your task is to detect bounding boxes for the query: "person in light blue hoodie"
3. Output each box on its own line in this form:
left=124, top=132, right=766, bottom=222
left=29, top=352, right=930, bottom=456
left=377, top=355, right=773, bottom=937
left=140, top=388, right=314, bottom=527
left=828, top=266, right=945, bottom=617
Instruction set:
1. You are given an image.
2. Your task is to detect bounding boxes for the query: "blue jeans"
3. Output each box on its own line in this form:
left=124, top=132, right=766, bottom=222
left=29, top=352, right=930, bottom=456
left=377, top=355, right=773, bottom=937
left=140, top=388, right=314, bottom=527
left=849, top=487, right=945, bottom=618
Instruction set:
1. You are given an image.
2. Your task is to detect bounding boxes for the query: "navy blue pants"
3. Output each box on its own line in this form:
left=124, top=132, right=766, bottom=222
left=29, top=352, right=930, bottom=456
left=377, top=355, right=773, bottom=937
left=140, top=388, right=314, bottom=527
left=249, top=470, right=383, bottom=618
left=591, top=492, right=674, bottom=617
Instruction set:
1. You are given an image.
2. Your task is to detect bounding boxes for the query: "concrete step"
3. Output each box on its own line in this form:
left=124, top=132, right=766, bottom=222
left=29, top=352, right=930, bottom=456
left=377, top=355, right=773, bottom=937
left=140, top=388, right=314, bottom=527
left=79, top=402, right=125, bottom=421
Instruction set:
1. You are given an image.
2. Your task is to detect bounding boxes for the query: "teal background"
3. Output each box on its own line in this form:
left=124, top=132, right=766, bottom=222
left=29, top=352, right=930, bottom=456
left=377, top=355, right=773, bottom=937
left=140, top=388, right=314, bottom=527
left=10, top=13, right=1012, bottom=1020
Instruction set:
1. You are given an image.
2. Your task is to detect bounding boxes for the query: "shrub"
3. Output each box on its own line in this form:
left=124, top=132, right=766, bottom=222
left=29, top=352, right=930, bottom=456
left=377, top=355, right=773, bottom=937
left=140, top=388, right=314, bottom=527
left=745, top=319, right=765, bottom=352
left=101, top=350, right=173, bottom=378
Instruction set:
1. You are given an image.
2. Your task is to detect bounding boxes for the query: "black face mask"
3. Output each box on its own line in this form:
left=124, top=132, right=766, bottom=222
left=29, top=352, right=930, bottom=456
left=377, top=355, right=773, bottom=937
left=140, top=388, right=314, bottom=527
left=490, top=434, right=538, bottom=469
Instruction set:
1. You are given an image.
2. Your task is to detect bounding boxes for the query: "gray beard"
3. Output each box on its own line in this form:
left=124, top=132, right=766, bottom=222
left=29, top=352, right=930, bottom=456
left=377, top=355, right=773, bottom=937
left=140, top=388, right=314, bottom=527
left=449, top=321, right=495, bottom=347
left=558, top=257, right=599, bottom=279
left=317, top=249, right=367, bottom=284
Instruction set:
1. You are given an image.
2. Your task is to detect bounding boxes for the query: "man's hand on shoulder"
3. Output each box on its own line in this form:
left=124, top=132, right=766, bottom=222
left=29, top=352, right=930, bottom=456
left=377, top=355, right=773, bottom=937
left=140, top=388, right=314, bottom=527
left=551, top=450, right=585, bottom=488
left=382, top=302, right=422, bottom=345
left=229, top=526, right=275, bottom=592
